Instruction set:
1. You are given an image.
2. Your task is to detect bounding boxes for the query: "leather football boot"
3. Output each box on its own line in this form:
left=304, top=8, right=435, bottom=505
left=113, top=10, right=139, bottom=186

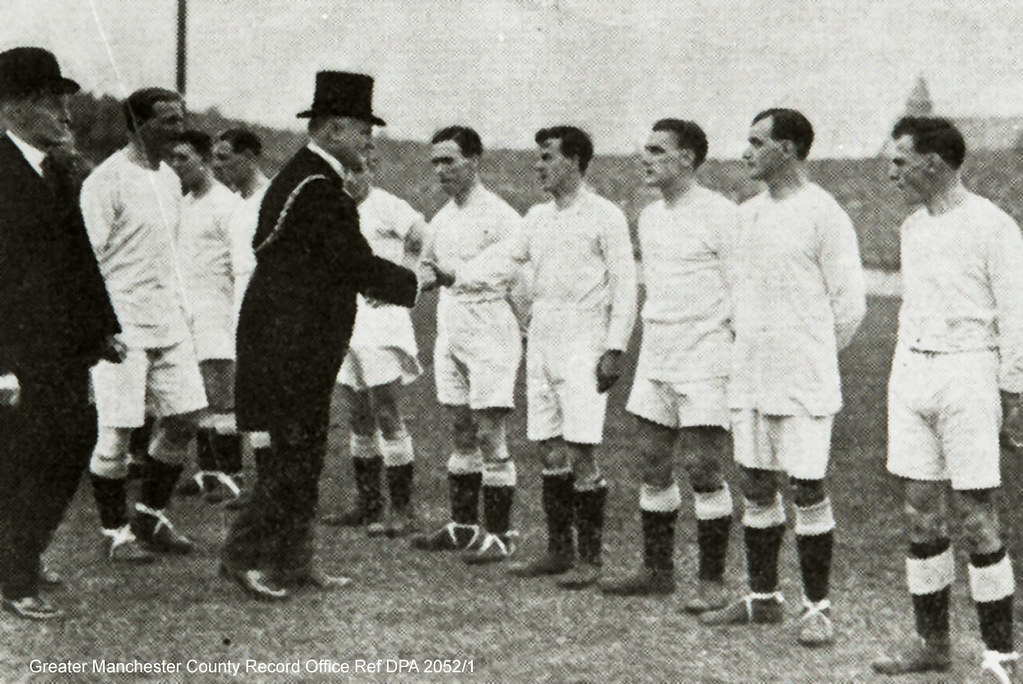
left=700, top=593, right=785, bottom=626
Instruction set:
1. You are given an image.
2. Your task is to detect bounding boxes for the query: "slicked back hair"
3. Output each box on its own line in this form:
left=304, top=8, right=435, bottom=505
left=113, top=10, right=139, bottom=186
left=175, top=129, right=213, bottom=160
left=535, top=125, right=593, bottom=174
left=892, top=116, right=966, bottom=170
left=123, top=87, right=182, bottom=134
left=752, top=108, right=814, bottom=160
left=218, top=128, right=263, bottom=157
left=431, top=126, right=483, bottom=158
left=652, top=118, right=708, bottom=168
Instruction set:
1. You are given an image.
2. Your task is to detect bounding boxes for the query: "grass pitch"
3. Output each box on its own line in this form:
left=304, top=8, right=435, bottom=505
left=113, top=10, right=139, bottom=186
left=2, top=294, right=1019, bottom=682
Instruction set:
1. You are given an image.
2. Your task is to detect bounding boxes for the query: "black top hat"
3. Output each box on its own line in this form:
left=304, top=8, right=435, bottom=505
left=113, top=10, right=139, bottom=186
left=0, top=47, right=80, bottom=99
left=296, top=71, right=385, bottom=126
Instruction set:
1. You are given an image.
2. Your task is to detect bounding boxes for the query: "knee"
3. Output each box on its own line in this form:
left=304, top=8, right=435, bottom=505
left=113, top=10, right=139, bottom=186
left=90, top=427, right=131, bottom=477
left=159, top=414, right=199, bottom=445
left=375, top=409, right=403, bottom=440
left=542, top=441, right=571, bottom=472
left=642, top=452, right=674, bottom=490
left=451, top=414, right=477, bottom=452
left=476, top=423, right=499, bottom=454
left=960, top=509, right=1000, bottom=551
left=790, top=478, right=826, bottom=508
left=150, top=419, right=196, bottom=463
left=569, top=446, right=600, bottom=485
left=741, top=469, right=778, bottom=507
left=371, top=393, right=402, bottom=438
left=349, top=410, right=375, bottom=437
left=904, top=500, right=945, bottom=542
left=682, top=451, right=724, bottom=493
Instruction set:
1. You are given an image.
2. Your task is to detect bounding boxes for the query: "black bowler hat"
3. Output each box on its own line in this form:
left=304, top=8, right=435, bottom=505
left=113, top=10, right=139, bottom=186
left=0, top=47, right=80, bottom=98
left=296, top=71, right=385, bottom=126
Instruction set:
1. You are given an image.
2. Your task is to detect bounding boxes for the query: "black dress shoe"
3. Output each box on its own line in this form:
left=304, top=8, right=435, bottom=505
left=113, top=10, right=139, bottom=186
left=219, top=564, right=290, bottom=601
left=3, top=595, right=63, bottom=620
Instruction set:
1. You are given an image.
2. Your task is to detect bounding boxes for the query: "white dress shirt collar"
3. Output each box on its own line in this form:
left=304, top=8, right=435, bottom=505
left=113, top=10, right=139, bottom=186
left=7, top=131, right=46, bottom=177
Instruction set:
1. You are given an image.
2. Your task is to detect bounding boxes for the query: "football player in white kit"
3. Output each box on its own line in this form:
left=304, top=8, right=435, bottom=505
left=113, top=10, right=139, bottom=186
left=600, top=120, right=737, bottom=610
left=700, top=109, right=865, bottom=648
left=492, top=126, right=638, bottom=589
left=211, top=128, right=270, bottom=314
left=81, top=88, right=208, bottom=562
left=871, top=117, right=1023, bottom=681
left=410, top=126, right=525, bottom=564
left=211, top=128, right=272, bottom=510
left=166, top=129, right=243, bottom=503
left=325, top=150, right=428, bottom=537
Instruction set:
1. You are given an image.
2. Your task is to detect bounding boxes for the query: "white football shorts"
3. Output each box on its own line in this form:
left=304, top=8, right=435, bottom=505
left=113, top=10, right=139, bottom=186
left=527, top=306, right=608, bottom=445
left=731, top=409, right=834, bottom=480
left=887, top=348, right=1001, bottom=490
left=188, top=285, right=235, bottom=361
left=434, top=296, right=521, bottom=410
left=338, top=346, right=422, bottom=390
left=628, top=376, right=730, bottom=430
left=92, top=339, right=208, bottom=428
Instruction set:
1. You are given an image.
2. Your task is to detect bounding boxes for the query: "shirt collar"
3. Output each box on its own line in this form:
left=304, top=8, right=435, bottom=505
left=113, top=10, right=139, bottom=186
left=6, top=131, right=46, bottom=177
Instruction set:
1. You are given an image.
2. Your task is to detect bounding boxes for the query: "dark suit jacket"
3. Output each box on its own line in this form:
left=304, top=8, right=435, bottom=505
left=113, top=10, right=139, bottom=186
left=0, top=136, right=119, bottom=380
left=235, top=147, right=418, bottom=431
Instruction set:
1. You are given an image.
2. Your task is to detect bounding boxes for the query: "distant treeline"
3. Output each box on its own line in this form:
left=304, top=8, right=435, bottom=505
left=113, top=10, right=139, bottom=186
left=69, top=92, right=1023, bottom=272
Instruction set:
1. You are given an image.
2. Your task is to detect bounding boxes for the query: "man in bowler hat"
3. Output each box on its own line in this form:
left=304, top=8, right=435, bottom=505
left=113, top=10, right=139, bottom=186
left=0, top=47, right=123, bottom=619
left=222, top=71, right=419, bottom=600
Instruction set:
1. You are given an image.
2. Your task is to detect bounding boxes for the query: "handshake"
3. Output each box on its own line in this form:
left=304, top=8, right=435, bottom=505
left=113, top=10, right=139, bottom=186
left=418, top=259, right=455, bottom=293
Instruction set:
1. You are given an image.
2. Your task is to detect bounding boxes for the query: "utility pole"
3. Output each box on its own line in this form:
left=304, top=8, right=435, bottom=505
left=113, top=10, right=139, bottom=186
left=176, top=0, right=187, bottom=94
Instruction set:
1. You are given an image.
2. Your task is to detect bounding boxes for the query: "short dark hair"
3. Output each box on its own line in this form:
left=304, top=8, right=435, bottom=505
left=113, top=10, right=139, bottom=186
left=174, top=129, right=212, bottom=160
left=752, top=108, right=814, bottom=160
left=535, top=125, right=594, bottom=174
left=123, top=87, right=182, bottom=134
left=431, top=126, right=483, bottom=158
left=891, top=116, right=966, bottom=170
left=652, top=118, right=708, bottom=168
left=218, top=128, right=262, bottom=156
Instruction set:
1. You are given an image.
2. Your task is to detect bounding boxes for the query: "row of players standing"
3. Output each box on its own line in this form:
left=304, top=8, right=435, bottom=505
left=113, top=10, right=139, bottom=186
left=391, top=112, right=1023, bottom=680
left=0, top=48, right=1018, bottom=680
left=403, top=116, right=863, bottom=644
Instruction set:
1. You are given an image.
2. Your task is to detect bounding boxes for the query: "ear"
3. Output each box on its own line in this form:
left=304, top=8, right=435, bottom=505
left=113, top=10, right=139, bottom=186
left=922, top=152, right=943, bottom=176
left=779, top=139, right=797, bottom=158
left=678, top=148, right=696, bottom=168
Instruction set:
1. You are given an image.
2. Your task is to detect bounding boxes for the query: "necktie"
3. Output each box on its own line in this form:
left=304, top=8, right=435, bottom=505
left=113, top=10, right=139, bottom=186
left=41, top=146, right=89, bottom=216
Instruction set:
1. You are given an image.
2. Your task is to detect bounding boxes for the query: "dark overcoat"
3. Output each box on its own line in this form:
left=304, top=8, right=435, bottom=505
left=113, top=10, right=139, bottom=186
left=235, top=147, right=417, bottom=431
left=0, top=134, right=121, bottom=599
left=0, top=136, right=120, bottom=376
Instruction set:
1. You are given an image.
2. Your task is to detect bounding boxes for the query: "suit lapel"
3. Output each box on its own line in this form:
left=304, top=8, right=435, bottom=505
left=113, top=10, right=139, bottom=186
left=0, top=137, right=54, bottom=222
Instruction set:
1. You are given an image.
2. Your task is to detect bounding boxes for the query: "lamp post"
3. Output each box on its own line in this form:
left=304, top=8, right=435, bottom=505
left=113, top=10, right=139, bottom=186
left=176, top=0, right=187, bottom=94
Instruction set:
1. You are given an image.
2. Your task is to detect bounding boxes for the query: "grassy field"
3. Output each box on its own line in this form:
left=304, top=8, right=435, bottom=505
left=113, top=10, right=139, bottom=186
left=4, top=293, right=1021, bottom=682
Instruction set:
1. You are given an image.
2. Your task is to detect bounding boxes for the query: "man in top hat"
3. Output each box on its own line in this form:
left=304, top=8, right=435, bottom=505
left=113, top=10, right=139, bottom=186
left=221, top=71, right=419, bottom=601
left=0, top=47, right=123, bottom=619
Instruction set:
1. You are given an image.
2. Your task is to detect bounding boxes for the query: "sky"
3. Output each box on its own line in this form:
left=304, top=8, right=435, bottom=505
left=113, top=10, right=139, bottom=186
left=4, top=0, right=1023, bottom=158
